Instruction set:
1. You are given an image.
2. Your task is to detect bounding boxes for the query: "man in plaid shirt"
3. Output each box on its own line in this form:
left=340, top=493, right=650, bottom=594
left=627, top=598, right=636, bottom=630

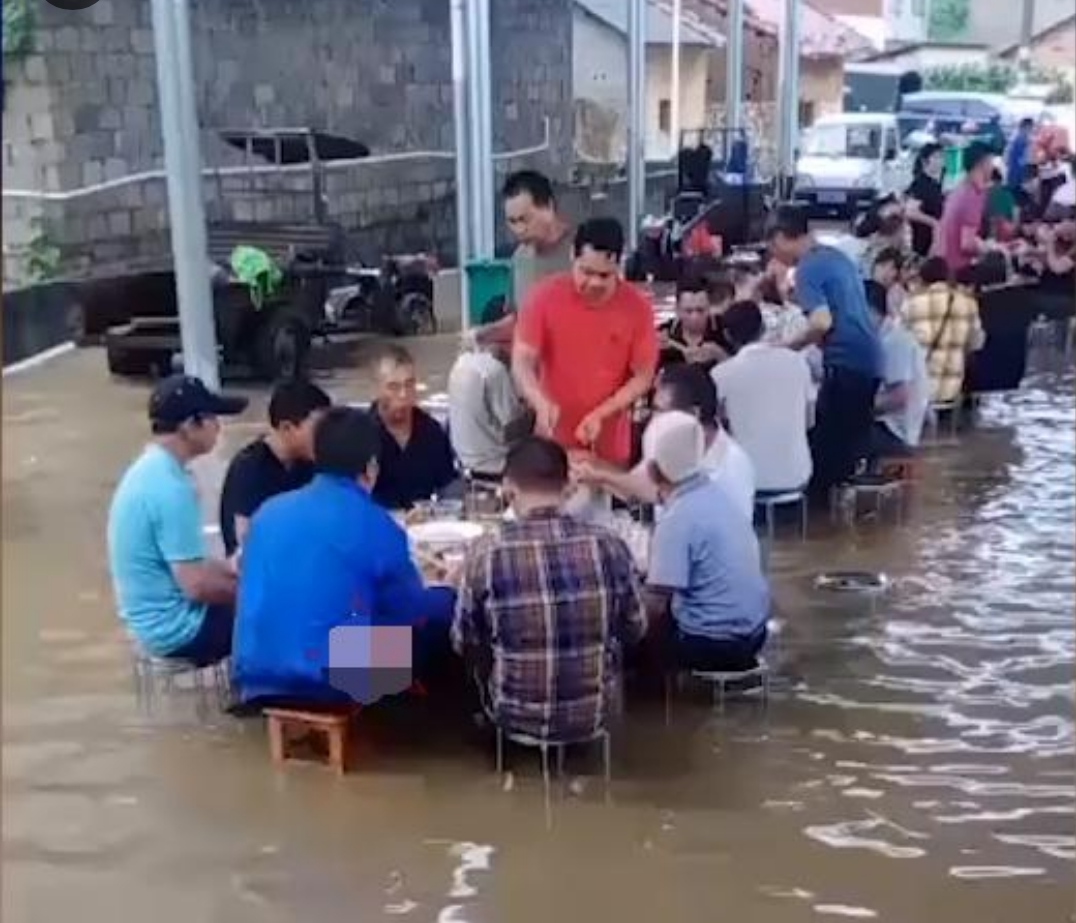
left=452, top=437, right=647, bottom=742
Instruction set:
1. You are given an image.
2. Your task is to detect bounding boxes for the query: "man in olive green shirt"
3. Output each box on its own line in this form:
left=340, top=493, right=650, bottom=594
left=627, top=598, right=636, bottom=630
left=506, top=170, right=573, bottom=307
left=474, top=170, right=572, bottom=346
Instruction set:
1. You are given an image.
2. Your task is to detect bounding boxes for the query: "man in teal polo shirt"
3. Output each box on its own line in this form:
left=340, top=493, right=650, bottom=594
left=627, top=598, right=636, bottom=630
left=108, top=375, right=248, bottom=665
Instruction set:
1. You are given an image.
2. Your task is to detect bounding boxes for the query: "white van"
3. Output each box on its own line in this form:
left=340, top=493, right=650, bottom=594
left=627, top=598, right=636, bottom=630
left=793, top=113, right=913, bottom=218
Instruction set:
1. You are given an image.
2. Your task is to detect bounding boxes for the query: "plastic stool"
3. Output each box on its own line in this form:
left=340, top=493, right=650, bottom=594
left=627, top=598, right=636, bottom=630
left=692, top=661, right=771, bottom=712
left=129, top=642, right=231, bottom=720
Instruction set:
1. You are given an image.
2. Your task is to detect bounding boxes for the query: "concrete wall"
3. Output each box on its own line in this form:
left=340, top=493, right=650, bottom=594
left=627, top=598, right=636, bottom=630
left=570, top=9, right=715, bottom=162
left=2, top=0, right=574, bottom=289
left=647, top=46, right=713, bottom=160
left=801, top=58, right=849, bottom=125
left=964, top=0, right=1073, bottom=49
left=1021, top=22, right=1076, bottom=84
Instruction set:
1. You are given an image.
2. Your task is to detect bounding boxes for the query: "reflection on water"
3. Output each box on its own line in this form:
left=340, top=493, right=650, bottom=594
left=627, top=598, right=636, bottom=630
left=2, top=348, right=1073, bottom=923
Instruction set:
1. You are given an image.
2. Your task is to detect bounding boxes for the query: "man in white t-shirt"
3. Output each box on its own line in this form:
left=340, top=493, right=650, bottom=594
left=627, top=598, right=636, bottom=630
left=712, top=301, right=814, bottom=495
left=573, top=364, right=755, bottom=520
left=447, top=305, right=529, bottom=479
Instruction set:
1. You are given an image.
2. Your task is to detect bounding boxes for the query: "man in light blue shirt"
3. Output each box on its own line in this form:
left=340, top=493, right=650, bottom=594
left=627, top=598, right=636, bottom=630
left=643, top=412, right=770, bottom=672
left=108, top=375, right=247, bottom=665
left=867, top=288, right=930, bottom=458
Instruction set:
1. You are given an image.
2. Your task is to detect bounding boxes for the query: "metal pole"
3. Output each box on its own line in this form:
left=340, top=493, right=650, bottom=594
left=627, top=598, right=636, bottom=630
left=150, top=0, right=219, bottom=388
left=450, top=0, right=473, bottom=331
left=726, top=0, right=744, bottom=132
left=466, top=0, right=494, bottom=259
left=776, top=0, right=801, bottom=197
left=478, top=0, right=494, bottom=257
left=627, top=0, right=646, bottom=251
left=670, top=0, right=682, bottom=159
left=1017, top=0, right=1036, bottom=81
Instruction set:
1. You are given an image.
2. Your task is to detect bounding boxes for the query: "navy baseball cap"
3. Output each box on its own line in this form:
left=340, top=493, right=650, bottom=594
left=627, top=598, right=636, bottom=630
left=149, top=374, right=248, bottom=426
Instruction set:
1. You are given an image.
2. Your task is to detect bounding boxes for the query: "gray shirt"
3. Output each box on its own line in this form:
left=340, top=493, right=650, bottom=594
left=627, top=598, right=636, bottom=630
left=879, top=322, right=930, bottom=448
left=512, top=234, right=573, bottom=308
left=447, top=350, right=523, bottom=476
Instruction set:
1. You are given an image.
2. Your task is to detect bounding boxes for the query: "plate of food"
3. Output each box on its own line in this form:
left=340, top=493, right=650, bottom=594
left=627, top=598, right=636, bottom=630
left=407, top=519, right=486, bottom=549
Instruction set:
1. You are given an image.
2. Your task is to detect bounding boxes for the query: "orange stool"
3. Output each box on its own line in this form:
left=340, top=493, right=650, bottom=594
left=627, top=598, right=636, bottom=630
left=878, top=456, right=923, bottom=483
left=265, top=708, right=354, bottom=776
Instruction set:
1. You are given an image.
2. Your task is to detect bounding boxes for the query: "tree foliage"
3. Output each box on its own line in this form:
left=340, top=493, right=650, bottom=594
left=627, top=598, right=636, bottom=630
left=924, top=62, right=1075, bottom=103
left=929, top=0, right=970, bottom=41
left=2, top=0, right=35, bottom=61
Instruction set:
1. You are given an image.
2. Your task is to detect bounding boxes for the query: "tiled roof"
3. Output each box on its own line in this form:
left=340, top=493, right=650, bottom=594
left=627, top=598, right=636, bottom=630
left=678, top=0, right=872, bottom=59
left=742, top=0, right=874, bottom=58
left=808, top=0, right=883, bottom=16
left=575, top=0, right=724, bottom=47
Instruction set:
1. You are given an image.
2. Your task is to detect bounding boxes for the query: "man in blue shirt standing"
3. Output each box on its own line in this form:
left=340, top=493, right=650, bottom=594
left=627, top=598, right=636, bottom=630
left=233, top=407, right=455, bottom=709
left=1006, top=119, right=1034, bottom=192
left=768, top=205, right=882, bottom=497
left=108, top=375, right=248, bottom=666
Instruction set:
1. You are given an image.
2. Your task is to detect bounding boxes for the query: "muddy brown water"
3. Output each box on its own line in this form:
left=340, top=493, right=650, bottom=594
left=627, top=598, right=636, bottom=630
left=3, top=343, right=1073, bottom=923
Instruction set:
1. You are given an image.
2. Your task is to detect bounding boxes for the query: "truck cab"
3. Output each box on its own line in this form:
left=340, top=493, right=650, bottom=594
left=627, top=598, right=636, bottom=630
left=793, top=114, right=912, bottom=220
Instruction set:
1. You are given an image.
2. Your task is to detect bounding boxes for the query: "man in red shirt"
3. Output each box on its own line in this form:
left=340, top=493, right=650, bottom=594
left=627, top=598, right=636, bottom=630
left=513, top=218, right=659, bottom=466
left=934, top=141, right=993, bottom=272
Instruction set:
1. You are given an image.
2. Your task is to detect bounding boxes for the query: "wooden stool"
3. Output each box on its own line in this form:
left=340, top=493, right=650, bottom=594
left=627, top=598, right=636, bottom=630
left=264, top=708, right=352, bottom=776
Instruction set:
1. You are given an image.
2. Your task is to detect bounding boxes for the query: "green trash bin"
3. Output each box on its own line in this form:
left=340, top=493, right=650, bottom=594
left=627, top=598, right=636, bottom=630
left=944, top=145, right=964, bottom=190
left=465, top=259, right=513, bottom=328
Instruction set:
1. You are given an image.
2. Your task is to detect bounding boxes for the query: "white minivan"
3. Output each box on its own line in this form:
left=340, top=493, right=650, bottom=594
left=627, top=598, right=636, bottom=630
left=793, top=113, right=912, bottom=219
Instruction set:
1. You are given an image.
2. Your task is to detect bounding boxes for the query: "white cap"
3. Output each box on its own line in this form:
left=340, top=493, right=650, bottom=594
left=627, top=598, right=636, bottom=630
left=641, top=410, right=704, bottom=484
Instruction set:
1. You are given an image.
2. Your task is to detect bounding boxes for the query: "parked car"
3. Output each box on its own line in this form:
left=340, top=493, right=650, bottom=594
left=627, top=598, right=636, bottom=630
left=897, top=91, right=1048, bottom=154
left=793, top=113, right=913, bottom=220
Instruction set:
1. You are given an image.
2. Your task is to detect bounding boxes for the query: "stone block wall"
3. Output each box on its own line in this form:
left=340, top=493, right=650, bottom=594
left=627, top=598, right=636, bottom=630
left=2, top=0, right=574, bottom=288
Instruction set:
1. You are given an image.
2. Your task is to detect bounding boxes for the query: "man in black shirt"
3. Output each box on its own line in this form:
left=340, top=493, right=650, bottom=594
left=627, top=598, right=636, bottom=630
left=658, top=274, right=732, bottom=372
left=219, top=380, right=331, bottom=555
left=369, top=344, right=459, bottom=509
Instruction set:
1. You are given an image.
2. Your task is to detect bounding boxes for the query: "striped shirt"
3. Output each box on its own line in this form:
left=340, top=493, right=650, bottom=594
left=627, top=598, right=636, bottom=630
left=452, top=510, right=646, bottom=742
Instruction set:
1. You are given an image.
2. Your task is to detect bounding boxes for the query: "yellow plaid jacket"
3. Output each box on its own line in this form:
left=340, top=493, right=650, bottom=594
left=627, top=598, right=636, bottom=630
left=903, top=283, right=984, bottom=404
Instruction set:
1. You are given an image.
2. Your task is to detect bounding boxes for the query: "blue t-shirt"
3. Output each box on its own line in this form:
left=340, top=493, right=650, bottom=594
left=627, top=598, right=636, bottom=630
left=1006, top=133, right=1030, bottom=189
left=233, top=474, right=448, bottom=703
left=107, top=444, right=208, bottom=655
left=795, top=245, right=882, bottom=377
left=647, top=474, right=770, bottom=640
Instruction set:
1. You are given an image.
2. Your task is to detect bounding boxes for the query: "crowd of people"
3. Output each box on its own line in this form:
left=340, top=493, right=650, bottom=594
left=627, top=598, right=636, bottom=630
left=106, top=144, right=1072, bottom=745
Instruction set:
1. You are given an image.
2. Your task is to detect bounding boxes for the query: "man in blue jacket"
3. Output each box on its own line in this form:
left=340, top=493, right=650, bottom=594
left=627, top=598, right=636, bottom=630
left=233, top=407, right=455, bottom=709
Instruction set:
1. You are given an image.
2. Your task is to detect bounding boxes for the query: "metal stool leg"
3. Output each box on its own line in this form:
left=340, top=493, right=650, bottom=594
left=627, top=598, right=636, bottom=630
left=540, top=743, right=552, bottom=801
left=556, top=743, right=566, bottom=777
left=193, top=668, right=208, bottom=721
left=213, top=661, right=231, bottom=712
left=495, top=727, right=505, bottom=774
left=663, top=673, right=673, bottom=727
left=601, top=732, right=612, bottom=785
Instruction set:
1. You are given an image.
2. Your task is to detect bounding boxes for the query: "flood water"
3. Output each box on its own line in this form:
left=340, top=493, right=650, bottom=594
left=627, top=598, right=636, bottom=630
left=3, top=343, right=1073, bottom=923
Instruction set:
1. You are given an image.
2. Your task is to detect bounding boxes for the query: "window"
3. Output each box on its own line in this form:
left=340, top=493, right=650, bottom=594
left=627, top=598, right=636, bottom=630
left=658, top=99, right=671, bottom=133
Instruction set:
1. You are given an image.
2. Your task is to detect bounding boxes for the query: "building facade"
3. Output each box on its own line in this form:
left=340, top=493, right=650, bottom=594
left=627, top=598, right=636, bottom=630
left=2, top=0, right=575, bottom=288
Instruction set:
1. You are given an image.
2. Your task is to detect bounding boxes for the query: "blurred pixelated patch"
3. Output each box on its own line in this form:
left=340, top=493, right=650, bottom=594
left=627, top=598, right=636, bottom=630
left=328, top=625, right=413, bottom=704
